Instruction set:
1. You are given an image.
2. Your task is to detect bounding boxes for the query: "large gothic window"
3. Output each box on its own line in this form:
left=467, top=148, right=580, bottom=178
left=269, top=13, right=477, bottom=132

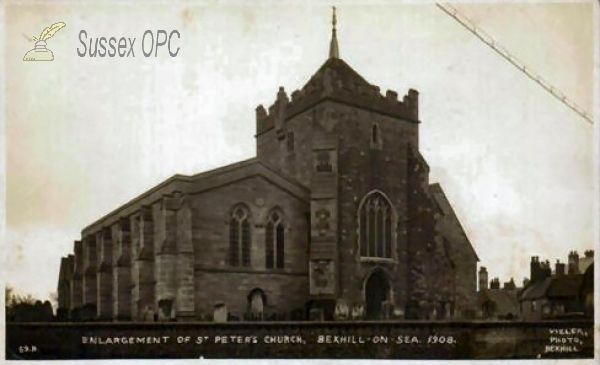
left=358, top=191, right=394, bottom=259
left=229, top=205, right=251, bottom=266
left=266, top=210, right=285, bottom=269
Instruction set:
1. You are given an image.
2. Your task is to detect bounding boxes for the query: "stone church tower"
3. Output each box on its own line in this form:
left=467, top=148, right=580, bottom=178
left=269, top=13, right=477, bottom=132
left=57, top=9, right=477, bottom=322
left=255, top=8, right=477, bottom=319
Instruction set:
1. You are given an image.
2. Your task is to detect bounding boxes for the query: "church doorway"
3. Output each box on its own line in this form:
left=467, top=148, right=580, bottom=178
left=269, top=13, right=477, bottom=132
left=247, top=288, right=266, bottom=321
left=365, top=269, right=390, bottom=319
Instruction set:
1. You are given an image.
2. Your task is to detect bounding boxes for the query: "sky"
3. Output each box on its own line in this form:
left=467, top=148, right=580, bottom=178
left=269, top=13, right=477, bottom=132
left=2, top=0, right=597, bottom=301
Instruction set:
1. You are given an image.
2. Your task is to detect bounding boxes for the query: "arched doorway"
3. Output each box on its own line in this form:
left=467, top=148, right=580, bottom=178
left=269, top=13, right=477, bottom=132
left=365, top=269, right=390, bottom=319
left=247, top=288, right=266, bottom=321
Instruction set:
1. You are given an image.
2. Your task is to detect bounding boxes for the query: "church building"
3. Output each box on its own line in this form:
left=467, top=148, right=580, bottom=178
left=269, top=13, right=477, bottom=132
left=57, top=9, right=478, bottom=322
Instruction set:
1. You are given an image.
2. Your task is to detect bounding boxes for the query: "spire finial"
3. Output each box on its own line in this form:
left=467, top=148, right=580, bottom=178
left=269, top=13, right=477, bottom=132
left=329, top=6, right=339, bottom=59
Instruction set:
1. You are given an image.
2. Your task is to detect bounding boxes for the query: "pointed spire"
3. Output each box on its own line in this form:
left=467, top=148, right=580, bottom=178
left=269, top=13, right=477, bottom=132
left=329, top=6, right=339, bottom=59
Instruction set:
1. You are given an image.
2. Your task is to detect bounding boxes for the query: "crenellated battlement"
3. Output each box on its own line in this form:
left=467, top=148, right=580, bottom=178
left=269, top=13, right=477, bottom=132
left=256, top=58, right=419, bottom=136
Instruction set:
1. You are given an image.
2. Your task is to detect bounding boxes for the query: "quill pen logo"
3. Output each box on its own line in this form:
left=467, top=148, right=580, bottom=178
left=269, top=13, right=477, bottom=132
left=23, top=22, right=66, bottom=61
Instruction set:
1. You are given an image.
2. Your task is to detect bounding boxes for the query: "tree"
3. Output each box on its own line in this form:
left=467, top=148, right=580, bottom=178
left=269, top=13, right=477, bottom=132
left=5, top=285, right=13, bottom=307
left=5, top=285, right=53, bottom=322
left=49, top=291, right=59, bottom=311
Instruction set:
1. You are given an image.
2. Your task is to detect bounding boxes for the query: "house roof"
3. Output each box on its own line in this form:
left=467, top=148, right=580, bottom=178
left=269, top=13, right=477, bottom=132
left=579, top=256, right=593, bottom=273
left=81, top=158, right=309, bottom=235
left=546, top=274, right=584, bottom=298
left=520, top=277, right=553, bottom=301
left=580, top=263, right=594, bottom=295
left=520, top=274, right=583, bottom=301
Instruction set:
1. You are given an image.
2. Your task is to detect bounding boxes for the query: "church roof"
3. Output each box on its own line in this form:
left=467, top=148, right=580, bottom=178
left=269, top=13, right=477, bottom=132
left=429, top=183, right=479, bottom=261
left=81, top=158, right=309, bottom=235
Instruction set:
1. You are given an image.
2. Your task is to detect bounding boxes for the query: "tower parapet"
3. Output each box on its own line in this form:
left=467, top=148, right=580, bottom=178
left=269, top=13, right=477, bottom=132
left=255, top=62, right=419, bottom=136
left=255, top=7, right=419, bottom=137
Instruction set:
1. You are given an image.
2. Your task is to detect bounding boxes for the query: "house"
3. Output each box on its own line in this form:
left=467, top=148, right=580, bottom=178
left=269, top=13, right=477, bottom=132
left=519, top=253, right=593, bottom=321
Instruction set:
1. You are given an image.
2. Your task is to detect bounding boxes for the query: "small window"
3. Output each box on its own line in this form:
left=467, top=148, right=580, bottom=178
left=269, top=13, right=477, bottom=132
left=370, top=124, right=383, bottom=149
left=316, top=151, right=332, bottom=172
left=229, top=205, right=251, bottom=266
left=372, top=125, right=378, bottom=144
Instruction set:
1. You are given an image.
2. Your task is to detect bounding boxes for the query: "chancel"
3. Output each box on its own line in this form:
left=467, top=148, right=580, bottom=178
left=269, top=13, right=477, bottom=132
left=56, top=8, right=478, bottom=322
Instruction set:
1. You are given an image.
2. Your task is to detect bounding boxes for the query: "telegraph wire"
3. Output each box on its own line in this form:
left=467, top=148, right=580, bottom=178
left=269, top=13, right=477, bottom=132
left=436, top=2, right=593, bottom=125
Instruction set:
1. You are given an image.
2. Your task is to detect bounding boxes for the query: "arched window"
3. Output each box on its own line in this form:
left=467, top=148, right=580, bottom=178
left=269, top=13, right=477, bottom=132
left=266, top=210, right=284, bottom=269
left=229, top=205, right=251, bottom=266
left=358, top=191, right=394, bottom=259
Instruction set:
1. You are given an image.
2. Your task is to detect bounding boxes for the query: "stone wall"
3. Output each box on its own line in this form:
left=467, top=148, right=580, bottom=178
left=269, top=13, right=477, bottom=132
left=256, top=105, right=315, bottom=187
left=194, top=271, right=308, bottom=317
left=335, top=102, right=418, bottom=310
left=190, top=175, right=310, bottom=316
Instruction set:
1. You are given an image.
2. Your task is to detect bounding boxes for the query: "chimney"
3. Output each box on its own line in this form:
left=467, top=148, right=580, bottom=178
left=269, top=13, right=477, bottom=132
left=530, top=256, right=541, bottom=282
left=540, top=260, right=552, bottom=279
left=503, top=278, right=516, bottom=290
left=568, top=251, right=580, bottom=274
left=478, top=266, right=488, bottom=291
left=584, top=249, right=594, bottom=258
left=522, top=277, right=530, bottom=287
left=490, top=278, right=500, bottom=290
left=555, top=260, right=565, bottom=276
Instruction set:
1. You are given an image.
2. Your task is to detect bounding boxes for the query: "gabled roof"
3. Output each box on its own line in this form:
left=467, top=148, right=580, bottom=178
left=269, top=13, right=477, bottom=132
left=82, top=158, right=309, bottom=235
left=546, top=274, right=583, bottom=298
left=429, top=183, right=479, bottom=261
left=520, top=277, right=553, bottom=301
left=520, top=274, right=583, bottom=301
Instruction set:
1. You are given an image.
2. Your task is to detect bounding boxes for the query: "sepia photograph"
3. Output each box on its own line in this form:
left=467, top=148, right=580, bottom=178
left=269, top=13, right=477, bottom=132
left=2, top=0, right=597, bottom=361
